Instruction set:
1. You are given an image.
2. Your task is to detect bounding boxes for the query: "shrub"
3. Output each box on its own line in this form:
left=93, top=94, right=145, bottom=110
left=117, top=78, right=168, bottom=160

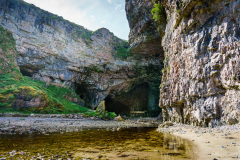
left=113, top=41, right=130, bottom=59
left=151, top=3, right=165, bottom=21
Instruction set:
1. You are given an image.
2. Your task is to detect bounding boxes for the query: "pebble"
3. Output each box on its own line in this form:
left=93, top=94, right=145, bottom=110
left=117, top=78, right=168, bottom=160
left=0, top=117, right=158, bottom=134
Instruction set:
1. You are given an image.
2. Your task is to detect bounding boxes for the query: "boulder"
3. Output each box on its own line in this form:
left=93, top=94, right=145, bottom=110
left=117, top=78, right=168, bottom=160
left=226, top=117, right=238, bottom=125
left=96, top=101, right=105, bottom=114
left=114, top=115, right=124, bottom=121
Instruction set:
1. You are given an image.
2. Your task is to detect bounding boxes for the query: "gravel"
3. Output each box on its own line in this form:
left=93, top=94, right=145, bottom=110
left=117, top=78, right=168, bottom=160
left=0, top=117, right=159, bottom=134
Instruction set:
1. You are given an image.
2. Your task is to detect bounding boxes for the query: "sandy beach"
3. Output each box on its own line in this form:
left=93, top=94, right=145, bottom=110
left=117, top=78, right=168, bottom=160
left=157, top=124, right=240, bottom=160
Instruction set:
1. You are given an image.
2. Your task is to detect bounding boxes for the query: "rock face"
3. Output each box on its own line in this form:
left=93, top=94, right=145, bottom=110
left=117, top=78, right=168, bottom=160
left=0, top=25, right=19, bottom=75
left=125, top=0, right=165, bottom=58
left=0, top=0, right=161, bottom=114
left=158, top=0, right=240, bottom=125
left=125, top=0, right=165, bottom=116
left=2, top=0, right=240, bottom=123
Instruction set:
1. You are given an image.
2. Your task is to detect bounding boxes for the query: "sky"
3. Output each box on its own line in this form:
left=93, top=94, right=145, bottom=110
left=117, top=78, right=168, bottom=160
left=24, top=0, right=130, bottom=40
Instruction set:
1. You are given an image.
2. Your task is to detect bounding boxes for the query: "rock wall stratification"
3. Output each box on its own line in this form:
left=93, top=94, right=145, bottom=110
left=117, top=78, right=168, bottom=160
left=158, top=0, right=240, bottom=125
left=0, top=0, right=162, bottom=113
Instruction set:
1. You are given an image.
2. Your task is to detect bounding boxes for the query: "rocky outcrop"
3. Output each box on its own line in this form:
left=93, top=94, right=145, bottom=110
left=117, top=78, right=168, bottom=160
left=0, top=0, right=162, bottom=113
left=125, top=0, right=165, bottom=115
left=2, top=0, right=240, bottom=123
left=158, top=0, right=240, bottom=125
left=126, top=0, right=166, bottom=58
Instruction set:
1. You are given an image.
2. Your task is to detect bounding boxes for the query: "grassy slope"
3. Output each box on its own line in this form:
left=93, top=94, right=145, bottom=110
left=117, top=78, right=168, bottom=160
left=0, top=73, right=88, bottom=114
left=0, top=73, right=116, bottom=118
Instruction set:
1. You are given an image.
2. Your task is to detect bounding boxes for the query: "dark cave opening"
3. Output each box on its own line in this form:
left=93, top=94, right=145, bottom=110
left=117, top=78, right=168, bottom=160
left=105, top=95, right=131, bottom=116
left=75, top=82, right=94, bottom=109
left=105, top=82, right=161, bottom=117
left=80, top=94, right=84, bottom=99
left=20, top=67, right=33, bottom=77
left=19, top=65, right=42, bottom=77
left=180, top=103, right=184, bottom=123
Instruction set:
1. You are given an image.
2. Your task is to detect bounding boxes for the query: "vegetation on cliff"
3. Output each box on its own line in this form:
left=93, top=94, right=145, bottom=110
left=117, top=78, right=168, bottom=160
left=0, top=25, right=19, bottom=76
left=0, top=73, right=82, bottom=113
left=151, top=3, right=165, bottom=21
left=150, top=1, right=167, bottom=37
left=114, top=41, right=130, bottom=59
left=0, top=72, right=116, bottom=119
left=0, top=26, right=116, bottom=118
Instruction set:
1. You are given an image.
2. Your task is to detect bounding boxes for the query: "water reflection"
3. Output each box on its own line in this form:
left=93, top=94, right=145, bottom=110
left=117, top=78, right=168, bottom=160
left=0, top=128, right=196, bottom=160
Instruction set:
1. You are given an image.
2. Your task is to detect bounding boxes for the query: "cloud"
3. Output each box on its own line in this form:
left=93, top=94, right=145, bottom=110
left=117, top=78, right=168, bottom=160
left=24, top=0, right=89, bottom=25
left=23, top=0, right=130, bottom=40
left=115, top=4, right=122, bottom=10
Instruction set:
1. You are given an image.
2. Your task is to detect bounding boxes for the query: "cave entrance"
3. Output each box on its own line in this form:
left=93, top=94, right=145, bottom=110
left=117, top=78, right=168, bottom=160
left=105, top=96, right=131, bottom=116
left=105, top=82, right=161, bottom=117
left=19, top=65, right=41, bottom=77
left=75, top=82, right=94, bottom=109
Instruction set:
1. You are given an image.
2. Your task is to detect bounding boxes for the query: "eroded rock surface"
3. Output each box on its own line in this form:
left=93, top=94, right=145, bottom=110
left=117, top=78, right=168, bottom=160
left=125, top=0, right=165, bottom=116
left=126, top=0, right=165, bottom=58
left=158, top=0, right=240, bottom=125
left=0, top=0, right=162, bottom=113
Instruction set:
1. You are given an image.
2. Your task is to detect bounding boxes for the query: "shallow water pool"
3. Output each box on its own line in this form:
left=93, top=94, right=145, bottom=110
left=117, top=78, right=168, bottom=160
left=0, top=128, right=196, bottom=160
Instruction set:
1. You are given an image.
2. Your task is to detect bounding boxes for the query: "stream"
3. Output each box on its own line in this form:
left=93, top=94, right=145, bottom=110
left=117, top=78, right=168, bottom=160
left=0, top=128, right=196, bottom=160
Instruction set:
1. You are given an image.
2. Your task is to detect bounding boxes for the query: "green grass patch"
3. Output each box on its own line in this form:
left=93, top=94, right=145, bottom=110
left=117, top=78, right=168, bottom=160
left=0, top=72, right=117, bottom=117
left=0, top=72, right=89, bottom=114
left=0, top=25, right=19, bottom=75
left=113, top=41, right=130, bottom=59
left=84, top=110, right=117, bottom=119
left=0, top=26, right=16, bottom=53
left=72, top=30, right=92, bottom=40
left=233, top=76, right=237, bottom=81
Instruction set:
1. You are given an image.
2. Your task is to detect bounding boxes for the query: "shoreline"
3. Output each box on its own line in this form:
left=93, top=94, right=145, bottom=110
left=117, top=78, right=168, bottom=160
left=0, top=117, right=159, bottom=134
left=1, top=116, right=240, bottom=159
left=157, top=124, right=240, bottom=160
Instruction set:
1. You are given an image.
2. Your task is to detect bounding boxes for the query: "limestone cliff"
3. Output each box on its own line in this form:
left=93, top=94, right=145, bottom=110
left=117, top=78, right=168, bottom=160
left=155, top=0, right=240, bottom=125
left=126, top=0, right=166, bottom=58
left=126, top=0, right=240, bottom=125
left=0, top=25, right=87, bottom=114
left=125, top=0, right=165, bottom=116
left=0, top=0, right=161, bottom=114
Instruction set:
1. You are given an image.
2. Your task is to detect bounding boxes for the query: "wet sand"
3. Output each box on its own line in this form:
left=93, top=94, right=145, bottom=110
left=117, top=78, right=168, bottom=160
left=157, top=124, right=240, bottom=160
